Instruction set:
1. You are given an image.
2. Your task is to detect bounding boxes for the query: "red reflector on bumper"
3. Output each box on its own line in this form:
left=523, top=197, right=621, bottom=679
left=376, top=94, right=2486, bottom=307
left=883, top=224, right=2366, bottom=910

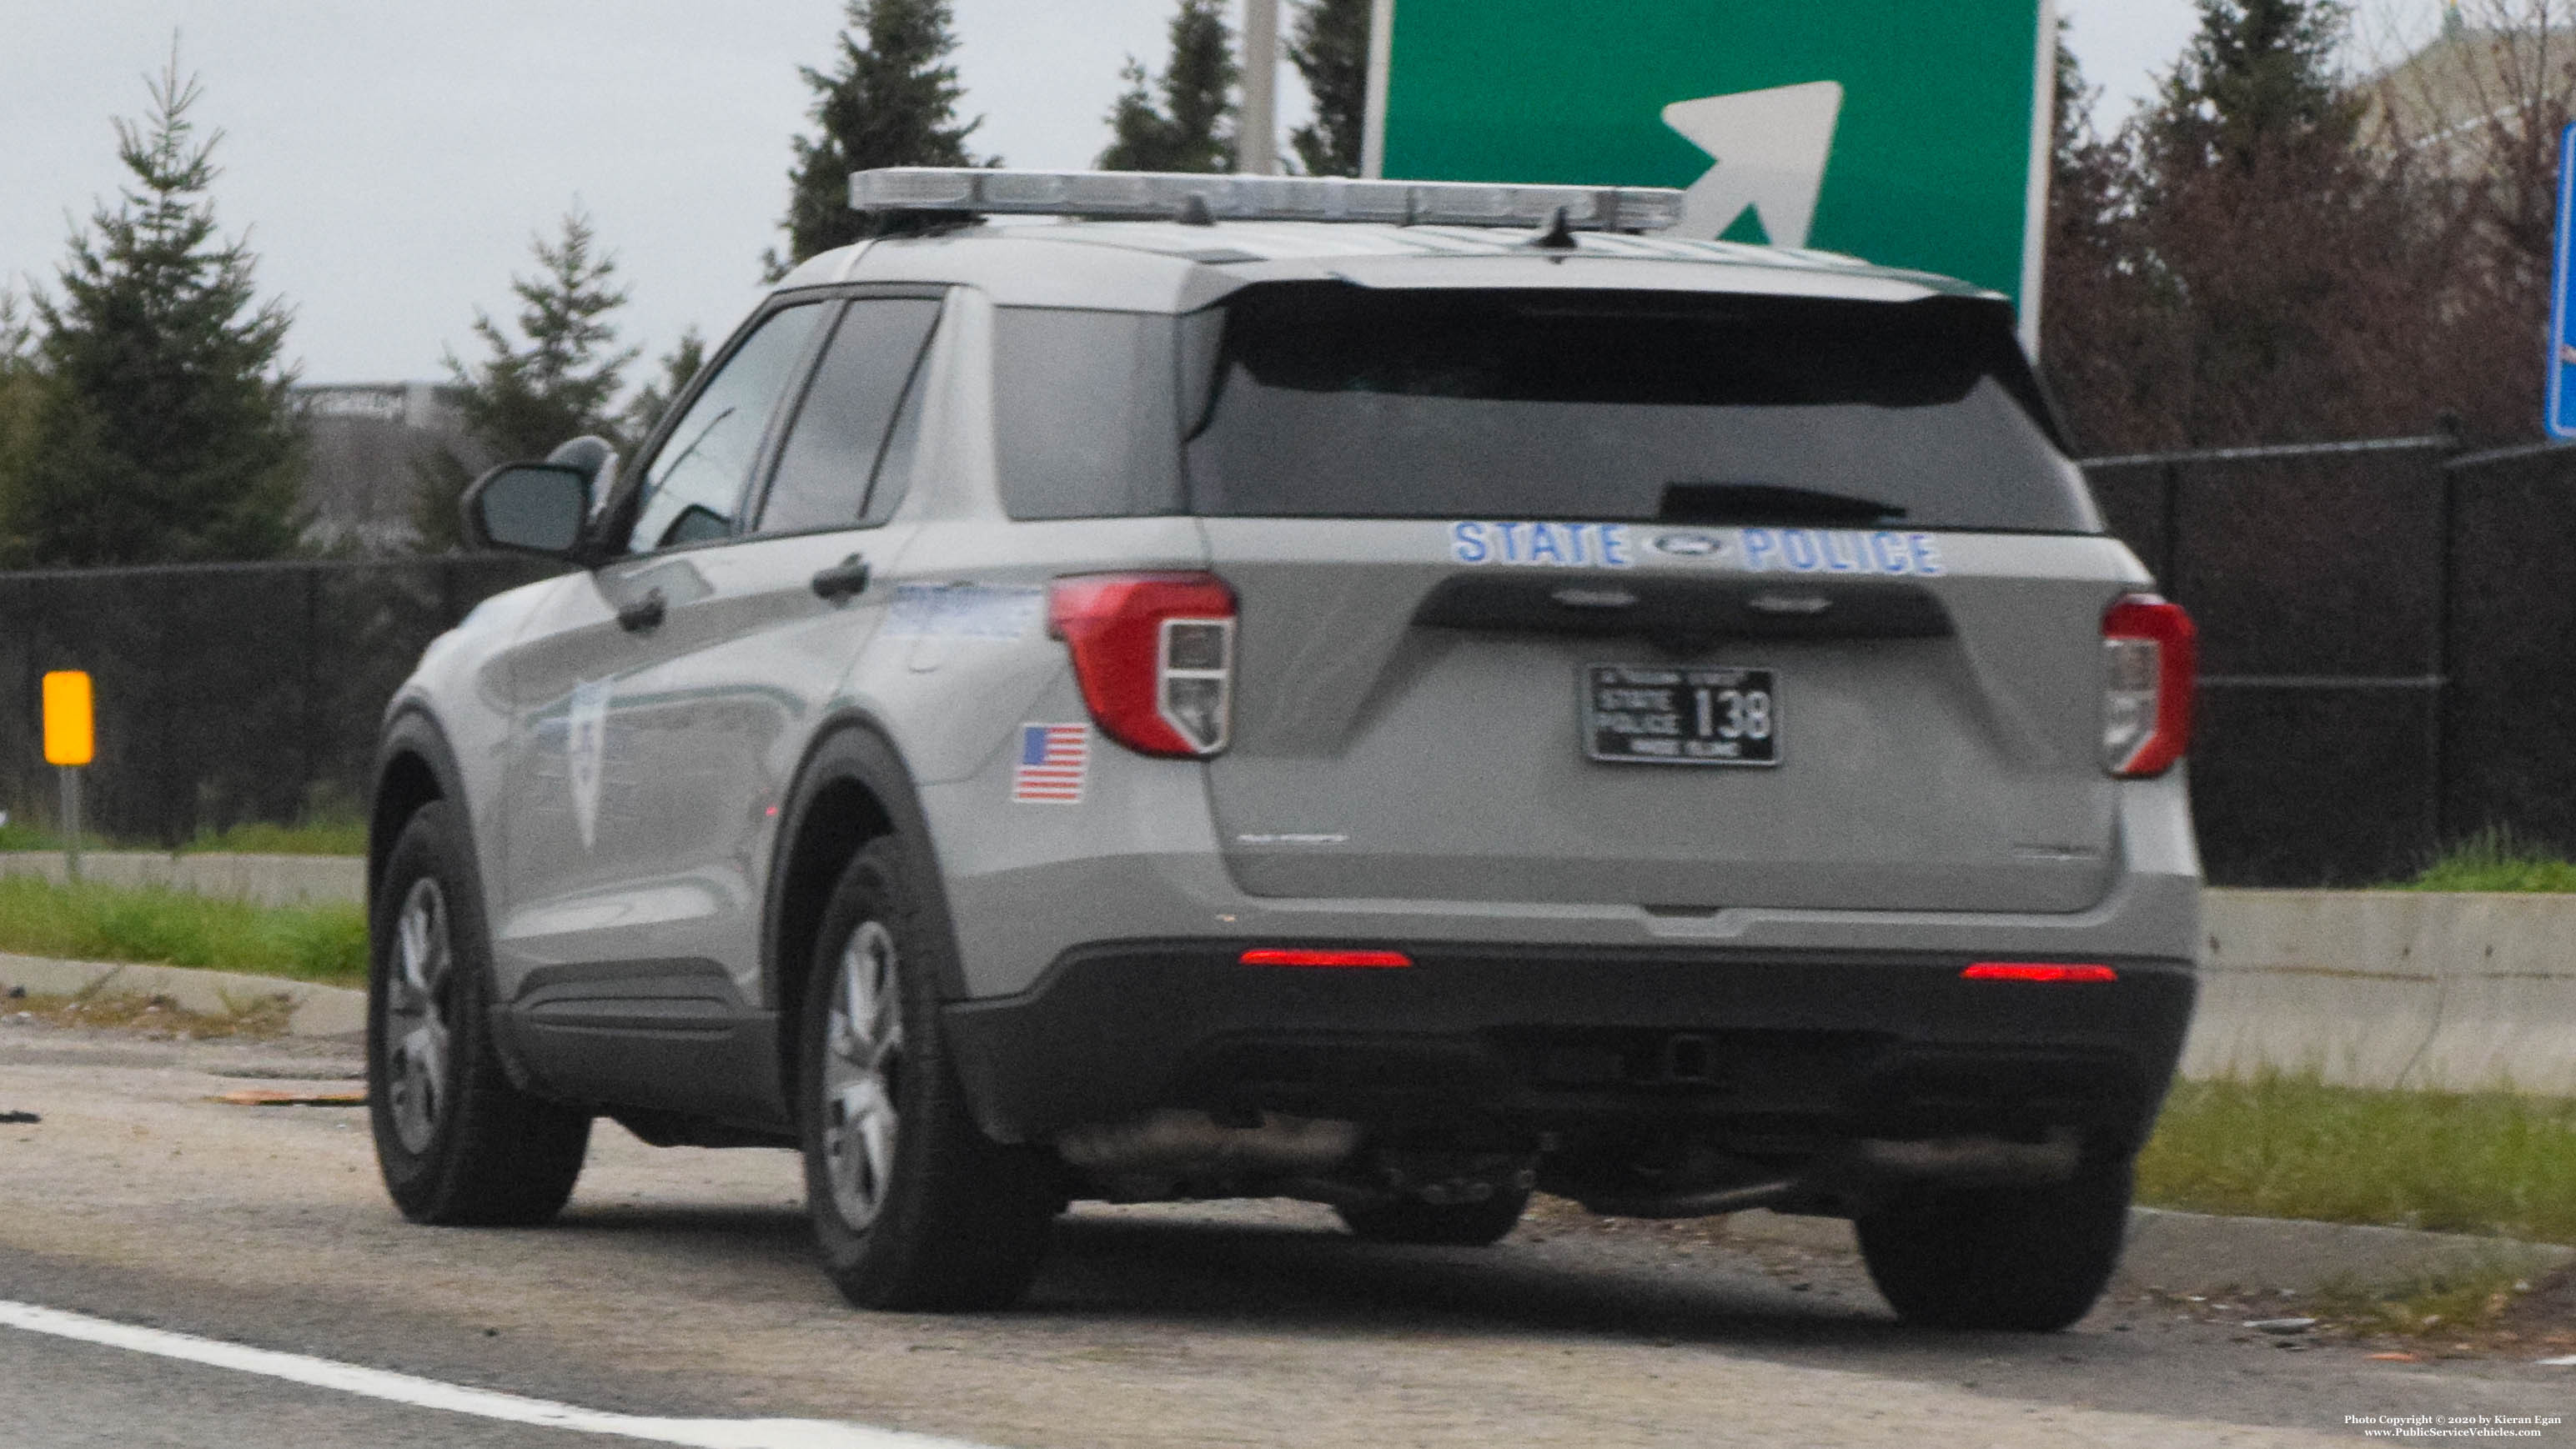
left=1961, top=962, right=2118, bottom=984
left=1239, top=948, right=1414, bottom=969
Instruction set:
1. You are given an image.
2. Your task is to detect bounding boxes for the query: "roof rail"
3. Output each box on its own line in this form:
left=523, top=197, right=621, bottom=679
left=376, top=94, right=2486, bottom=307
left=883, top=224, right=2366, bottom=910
left=846, top=168, right=1685, bottom=233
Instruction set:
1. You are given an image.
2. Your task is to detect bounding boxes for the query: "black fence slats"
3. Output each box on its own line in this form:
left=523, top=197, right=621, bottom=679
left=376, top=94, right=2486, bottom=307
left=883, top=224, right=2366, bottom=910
left=2091, top=439, right=2576, bottom=885
left=2, top=441, right=2573, bottom=881
left=0, top=556, right=560, bottom=845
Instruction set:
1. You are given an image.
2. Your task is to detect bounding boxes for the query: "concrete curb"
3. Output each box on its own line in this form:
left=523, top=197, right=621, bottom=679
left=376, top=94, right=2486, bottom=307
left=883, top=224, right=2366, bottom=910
left=1717, top=1206, right=2573, bottom=1296
left=0, top=942, right=2565, bottom=1298
left=0, top=851, right=364, bottom=907
left=0, top=952, right=364, bottom=1038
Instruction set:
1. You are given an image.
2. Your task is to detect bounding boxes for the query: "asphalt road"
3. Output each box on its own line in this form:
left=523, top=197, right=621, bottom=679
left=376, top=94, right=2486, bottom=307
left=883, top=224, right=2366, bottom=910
left=1, top=1016, right=2570, bottom=1449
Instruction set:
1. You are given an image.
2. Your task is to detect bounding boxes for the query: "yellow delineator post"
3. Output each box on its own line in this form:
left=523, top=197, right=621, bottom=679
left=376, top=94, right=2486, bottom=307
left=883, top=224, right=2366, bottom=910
left=41, top=671, right=92, bottom=880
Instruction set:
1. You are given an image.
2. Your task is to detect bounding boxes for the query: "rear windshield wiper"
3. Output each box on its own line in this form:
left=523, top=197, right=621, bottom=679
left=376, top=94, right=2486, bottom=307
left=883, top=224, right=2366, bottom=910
left=1659, top=482, right=1907, bottom=525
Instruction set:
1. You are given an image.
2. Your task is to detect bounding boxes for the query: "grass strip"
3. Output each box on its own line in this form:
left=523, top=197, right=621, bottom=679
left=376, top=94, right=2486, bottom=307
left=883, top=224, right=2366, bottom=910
left=0, top=815, right=365, bottom=857
left=2310, top=1258, right=2541, bottom=1338
left=2388, top=826, right=2576, bottom=893
left=2137, top=1070, right=2576, bottom=1244
left=0, top=875, right=366, bottom=988
left=177, top=818, right=369, bottom=856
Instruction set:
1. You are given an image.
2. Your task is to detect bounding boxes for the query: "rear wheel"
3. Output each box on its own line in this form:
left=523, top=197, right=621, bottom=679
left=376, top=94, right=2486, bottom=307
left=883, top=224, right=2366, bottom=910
left=1337, top=1187, right=1531, bottom=1247
left=1855, top=1160, right=2133, bottom=1331
left=368, top=802, right=591, bottom=1226
left=801, top=838, right=1057, bottom=1311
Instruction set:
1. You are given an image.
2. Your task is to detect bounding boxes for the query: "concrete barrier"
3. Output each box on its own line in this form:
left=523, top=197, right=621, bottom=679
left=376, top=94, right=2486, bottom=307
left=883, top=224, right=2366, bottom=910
left=0, top=862, right=2565, bottom=1091
left=0, top=851, right=364, bottom=907
left=2187, top=889, right=2576, bottom=1093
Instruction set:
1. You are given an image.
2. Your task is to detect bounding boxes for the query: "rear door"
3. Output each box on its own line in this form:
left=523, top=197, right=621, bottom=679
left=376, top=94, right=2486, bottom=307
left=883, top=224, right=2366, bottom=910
left=1187, top=282, right=2131, bottom=914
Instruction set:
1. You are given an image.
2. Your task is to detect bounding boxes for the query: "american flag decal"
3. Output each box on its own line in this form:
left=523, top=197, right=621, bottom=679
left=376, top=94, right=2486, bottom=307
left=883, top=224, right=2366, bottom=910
left=1012, top=723, right=1090, bottom=804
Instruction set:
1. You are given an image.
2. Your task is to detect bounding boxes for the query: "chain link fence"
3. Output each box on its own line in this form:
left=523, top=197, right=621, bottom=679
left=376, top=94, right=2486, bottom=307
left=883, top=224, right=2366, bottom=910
left=1, top=439, right=2570, bottom=878
left=2089, top=435, right=2576, bottom=885
left=0, top=556, right=559, bottom=845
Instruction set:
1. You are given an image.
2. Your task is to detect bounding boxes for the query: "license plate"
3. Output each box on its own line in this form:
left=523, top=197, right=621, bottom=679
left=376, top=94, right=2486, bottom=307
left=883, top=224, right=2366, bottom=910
left=1584, top=664, right=1780, bottom=766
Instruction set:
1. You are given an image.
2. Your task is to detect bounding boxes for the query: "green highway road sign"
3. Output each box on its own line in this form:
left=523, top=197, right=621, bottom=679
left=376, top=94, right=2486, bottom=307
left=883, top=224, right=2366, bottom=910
left=1363, top=0, right=2054, bottom=338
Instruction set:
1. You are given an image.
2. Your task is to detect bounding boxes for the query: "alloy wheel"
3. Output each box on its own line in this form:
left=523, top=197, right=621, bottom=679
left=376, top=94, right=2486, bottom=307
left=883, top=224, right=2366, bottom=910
left=820, top=920, right=905, bottom=1231
left=385, top=876, right=454, bottom=1155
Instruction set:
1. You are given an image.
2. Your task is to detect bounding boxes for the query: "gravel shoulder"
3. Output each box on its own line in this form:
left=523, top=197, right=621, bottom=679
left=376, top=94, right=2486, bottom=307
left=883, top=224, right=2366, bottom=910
left=3, top=1016, right=2572, bottom=1448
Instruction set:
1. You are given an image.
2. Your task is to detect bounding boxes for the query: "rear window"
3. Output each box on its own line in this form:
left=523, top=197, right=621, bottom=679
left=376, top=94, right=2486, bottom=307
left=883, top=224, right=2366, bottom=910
left=1182, top=284, right=2096, bottom=533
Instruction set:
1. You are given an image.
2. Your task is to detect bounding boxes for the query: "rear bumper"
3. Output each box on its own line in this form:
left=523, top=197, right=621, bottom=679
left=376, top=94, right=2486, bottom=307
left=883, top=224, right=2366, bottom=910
left=943, top=941, right=2196, bottom=1150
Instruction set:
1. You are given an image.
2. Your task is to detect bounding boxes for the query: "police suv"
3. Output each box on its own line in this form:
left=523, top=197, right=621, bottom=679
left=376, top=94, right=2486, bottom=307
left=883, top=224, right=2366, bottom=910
left=366, top=168, right=2200, bottom=1331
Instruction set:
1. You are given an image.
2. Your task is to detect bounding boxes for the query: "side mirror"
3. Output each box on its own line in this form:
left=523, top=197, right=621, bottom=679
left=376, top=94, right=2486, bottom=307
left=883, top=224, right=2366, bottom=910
left=464, top=463, right=591, bottom=557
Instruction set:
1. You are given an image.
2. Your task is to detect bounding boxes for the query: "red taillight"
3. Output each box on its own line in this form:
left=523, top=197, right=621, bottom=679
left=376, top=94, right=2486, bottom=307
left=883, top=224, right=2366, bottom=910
left=1962, top=962, right=2119, bottom=983
left=2101, top=594, right=2197, bottom=778
left=1240, top=948, right=1414, bottom=969
left=1047, top=572, right=1236, bottom=757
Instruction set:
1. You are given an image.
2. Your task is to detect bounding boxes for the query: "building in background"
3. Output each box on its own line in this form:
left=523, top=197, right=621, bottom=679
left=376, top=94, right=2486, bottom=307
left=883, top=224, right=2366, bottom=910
left=289, top=383, right=485, bottom=552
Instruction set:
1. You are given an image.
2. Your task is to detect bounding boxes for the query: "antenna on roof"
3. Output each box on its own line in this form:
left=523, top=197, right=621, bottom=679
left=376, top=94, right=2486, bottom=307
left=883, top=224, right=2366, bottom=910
left=1523, top=206, right=1579, bottom=251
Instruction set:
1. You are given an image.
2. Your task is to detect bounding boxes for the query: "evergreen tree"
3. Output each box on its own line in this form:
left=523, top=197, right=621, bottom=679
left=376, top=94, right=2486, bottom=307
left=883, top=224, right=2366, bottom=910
left=1288, top=0, right=1370, bottom=177
left=11, top=54, right=304, bottom=566
left=779, top=0, right=986, bottom=268
left=2143, top=0, right=2362, bottom=178
left=413, top=211, right=637, bottom=549
left=1098, top=0, right=1238, bottom=173
left=2039, top=26, right=2166, bottom=454
left=0, top=293, right=38, bottom=535
left=2121, top=0, right=2416, bottom=447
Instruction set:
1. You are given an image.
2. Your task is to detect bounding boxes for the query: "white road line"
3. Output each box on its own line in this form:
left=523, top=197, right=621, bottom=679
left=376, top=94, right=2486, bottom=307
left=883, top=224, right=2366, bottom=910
left=0, top=1299, right=995, bottom=1449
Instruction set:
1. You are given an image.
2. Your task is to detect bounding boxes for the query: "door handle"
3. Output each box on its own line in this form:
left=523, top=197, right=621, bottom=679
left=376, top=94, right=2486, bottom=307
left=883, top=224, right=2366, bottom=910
left=616, top=587, right=667, bottom=634
left=810, top=556, right=871, bottom=604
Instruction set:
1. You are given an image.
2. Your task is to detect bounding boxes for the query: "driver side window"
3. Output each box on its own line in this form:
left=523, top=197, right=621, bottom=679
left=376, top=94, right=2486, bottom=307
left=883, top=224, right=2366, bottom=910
left=625, top=303, right=827, bottom=554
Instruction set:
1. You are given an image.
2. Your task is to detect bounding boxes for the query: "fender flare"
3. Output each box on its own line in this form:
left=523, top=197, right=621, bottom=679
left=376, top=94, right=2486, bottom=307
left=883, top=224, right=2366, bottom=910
left=761, top=713, right=970, bottom=1013
left=369, top=705, right=477, bottom=917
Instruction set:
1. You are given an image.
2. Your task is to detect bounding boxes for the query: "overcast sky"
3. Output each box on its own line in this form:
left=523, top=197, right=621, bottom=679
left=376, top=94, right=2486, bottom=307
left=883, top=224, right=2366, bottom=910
left=0, top=1, right=2447, bottom=388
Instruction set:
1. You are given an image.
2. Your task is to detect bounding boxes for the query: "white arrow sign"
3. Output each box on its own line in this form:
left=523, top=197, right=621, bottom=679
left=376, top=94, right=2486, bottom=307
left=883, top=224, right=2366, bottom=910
left=1661, top=81, right=1845, bottom=248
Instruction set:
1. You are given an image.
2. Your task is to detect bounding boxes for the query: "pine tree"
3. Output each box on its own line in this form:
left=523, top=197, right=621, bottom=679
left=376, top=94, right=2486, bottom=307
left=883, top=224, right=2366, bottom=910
left=779, top=0, right=987, bottom=268
left=2117, top=0, right=2402, bottom=447
left=1288, top=0, right=1370, bottom=177
left=412, top=211, right=637, bottom=549
left=2040, top=26, right=2167, bottom=454
left=2144, top=0, right=2361, bottom=176
left=0, top=293, right=38, bottom=535
left=10, top=53, right=304, bottom=566
left=1098, top=0, right=1238, bottom=173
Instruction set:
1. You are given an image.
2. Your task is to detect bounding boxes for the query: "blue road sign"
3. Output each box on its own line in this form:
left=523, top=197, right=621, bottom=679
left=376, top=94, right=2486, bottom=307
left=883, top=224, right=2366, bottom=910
left=2548, top=122, right=2576, bottom=438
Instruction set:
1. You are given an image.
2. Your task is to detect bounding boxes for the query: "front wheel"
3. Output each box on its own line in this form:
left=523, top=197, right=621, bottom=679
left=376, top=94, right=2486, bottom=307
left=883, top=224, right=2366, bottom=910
left=368, top=802, right=591, bottom=1226
left=801, top=838, right=1057, bottom=1311
left=1855, top=1160, right=2134, bottom=1331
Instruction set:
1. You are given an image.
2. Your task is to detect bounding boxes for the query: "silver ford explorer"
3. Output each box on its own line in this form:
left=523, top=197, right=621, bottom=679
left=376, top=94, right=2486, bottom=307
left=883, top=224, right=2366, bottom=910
left=365, top=168, right=2201, bottom=1331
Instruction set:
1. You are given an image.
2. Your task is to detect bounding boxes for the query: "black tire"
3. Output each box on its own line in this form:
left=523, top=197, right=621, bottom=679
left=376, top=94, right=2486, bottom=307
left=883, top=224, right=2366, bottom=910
left=799, top=837, right=1057, bottom=1311
left=368, top=802, right=591, bottom=1226
left=1855, top=1160, right=2134, bottom=1331
left=1338, top=1187, right=1532, bottom=1246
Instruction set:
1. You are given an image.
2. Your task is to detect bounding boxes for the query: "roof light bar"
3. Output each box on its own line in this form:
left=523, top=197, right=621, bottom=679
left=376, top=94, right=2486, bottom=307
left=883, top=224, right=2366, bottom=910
left=848, top=168, right=1686, bottom=233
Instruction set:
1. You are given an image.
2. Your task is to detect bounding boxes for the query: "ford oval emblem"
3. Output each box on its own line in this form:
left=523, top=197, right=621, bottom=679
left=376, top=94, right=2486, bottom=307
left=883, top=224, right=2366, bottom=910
left=1652, top=531, right=1725, bottom=558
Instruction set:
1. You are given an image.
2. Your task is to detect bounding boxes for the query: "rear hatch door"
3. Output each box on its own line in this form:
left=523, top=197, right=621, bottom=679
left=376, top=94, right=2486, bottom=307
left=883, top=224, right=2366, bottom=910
left=1187, top=282, right=2128, bottom=913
